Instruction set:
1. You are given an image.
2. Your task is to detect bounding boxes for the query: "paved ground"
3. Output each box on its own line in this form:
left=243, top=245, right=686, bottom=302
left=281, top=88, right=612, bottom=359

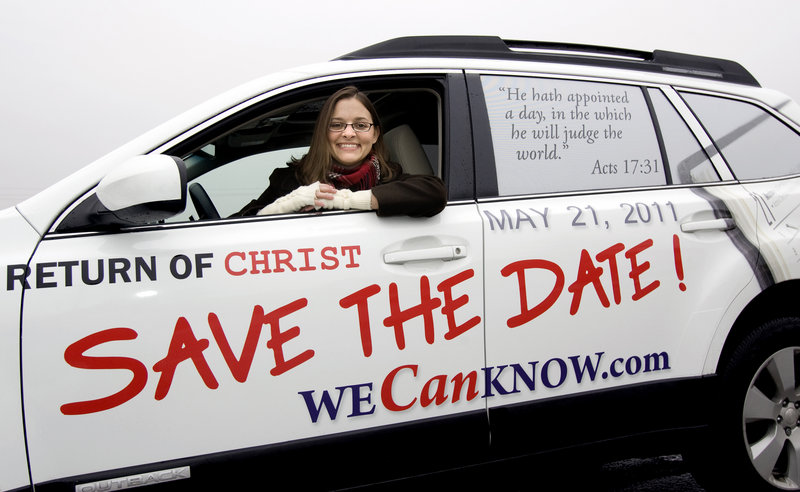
left=593, top=455, right=704, bottom=492
left=498, top=454, right=707, bottom=491
left=360, top=454, right=707, bottom=491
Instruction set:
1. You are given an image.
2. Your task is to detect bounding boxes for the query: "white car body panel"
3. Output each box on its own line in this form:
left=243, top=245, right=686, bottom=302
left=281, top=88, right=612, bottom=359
left=702, top=176, right=800, bottom=370
left=480, top=186, right=757, bottom=407
left=22, top=206, right=484, bottom=481
left=0, top=207, right=40, bottom=491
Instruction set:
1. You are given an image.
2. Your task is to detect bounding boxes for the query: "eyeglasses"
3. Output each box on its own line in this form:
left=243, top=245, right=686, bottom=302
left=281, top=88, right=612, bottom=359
left=328, top=121, right=375, bottom=132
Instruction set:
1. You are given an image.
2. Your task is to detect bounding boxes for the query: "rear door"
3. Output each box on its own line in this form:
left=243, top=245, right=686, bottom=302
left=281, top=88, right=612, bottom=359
left=20, top=74, right=487, bottom=489
left=470, top=72, right=761, bottom=452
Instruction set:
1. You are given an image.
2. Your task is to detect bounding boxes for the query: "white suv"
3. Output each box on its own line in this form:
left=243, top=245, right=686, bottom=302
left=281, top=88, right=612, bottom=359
left=3, top=36, right=800, bottom=492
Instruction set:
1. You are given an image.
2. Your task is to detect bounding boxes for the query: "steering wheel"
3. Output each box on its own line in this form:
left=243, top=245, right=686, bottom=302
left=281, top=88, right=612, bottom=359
left=188, top=182, right=221, bottom=220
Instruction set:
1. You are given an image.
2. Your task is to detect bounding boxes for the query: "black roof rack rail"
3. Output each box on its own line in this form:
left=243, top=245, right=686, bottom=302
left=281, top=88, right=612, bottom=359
left=336, top=36, right=759, bottom=87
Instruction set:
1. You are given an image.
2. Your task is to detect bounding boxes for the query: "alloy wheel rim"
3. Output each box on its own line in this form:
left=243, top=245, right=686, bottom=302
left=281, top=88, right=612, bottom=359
left=743, top=346, right=800, bottom=490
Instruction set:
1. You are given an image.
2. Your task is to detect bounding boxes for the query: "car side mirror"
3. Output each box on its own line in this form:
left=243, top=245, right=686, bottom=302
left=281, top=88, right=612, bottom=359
left=96, top=155, right=187, bottom=225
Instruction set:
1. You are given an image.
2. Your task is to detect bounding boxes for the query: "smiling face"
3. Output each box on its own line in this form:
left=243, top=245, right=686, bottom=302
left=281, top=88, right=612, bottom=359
left=327, top=97, right=379, bottom=167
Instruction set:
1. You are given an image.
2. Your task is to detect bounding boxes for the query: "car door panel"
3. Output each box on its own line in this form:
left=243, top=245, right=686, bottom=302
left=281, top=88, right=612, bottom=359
left=480, top=186, right=756, bottom=400
left=21, top=206, right=485, bottom=484
left=467, top=71, right=768, bottom=452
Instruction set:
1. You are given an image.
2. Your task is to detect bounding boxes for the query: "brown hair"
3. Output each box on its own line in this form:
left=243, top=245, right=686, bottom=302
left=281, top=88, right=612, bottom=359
left=294, top=86, right=401, bottom=184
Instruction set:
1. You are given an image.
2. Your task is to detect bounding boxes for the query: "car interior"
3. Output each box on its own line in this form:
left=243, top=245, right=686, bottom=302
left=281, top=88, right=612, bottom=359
left=173, top=87, right=442, bottom=222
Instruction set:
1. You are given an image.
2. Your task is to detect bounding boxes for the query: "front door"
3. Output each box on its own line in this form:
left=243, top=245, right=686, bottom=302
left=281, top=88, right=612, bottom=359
left=20, top=77, right=486, bottom=487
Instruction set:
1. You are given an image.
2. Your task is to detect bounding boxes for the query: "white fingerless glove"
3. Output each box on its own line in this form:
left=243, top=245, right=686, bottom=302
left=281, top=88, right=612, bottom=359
left=257, top=182, right=321, bottom=215
left=324, top=189, right=373, bottom=211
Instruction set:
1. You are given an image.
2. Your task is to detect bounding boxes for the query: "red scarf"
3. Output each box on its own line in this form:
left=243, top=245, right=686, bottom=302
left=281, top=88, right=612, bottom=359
left=328, top=153, right=380, bottom=191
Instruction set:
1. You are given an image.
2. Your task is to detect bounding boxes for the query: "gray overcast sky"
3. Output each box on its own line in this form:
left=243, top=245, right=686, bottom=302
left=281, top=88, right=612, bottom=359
left=1, top=0, right=799, bottom=210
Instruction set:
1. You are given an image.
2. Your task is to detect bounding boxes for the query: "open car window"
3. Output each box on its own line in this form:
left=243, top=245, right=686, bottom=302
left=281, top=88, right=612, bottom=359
left=54, top=84, right=442, bottom=232
left=170, top=86, right=442, bottom=223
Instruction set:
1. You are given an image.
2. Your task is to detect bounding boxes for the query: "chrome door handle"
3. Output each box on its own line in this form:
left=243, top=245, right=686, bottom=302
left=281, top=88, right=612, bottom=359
left=383, top=245, right=467, bottom=264
left=680, top=218, right=736, bottom=233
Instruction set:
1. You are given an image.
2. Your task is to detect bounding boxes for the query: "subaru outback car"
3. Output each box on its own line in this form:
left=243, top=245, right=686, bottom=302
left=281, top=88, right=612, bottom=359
left=3, top=36, right=800, bottom=491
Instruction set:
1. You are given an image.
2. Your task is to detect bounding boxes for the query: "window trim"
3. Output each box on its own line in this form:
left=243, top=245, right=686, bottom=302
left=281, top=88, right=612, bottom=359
left=641, top=87, right=674, bottom=185
left=661, top=87, right=735, bottom=181
left=465, top=73, right=498, bottom=198
left=443, top=72, right=475, bottom=201
left=468, top=70, right=684, bottom=199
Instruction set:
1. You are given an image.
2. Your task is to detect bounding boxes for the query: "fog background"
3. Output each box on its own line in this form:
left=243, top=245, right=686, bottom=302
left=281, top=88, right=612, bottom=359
left=2, top=0, right=798, bottom=210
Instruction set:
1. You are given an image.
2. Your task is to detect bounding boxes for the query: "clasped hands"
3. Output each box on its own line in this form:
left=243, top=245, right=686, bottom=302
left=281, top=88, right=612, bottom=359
left=257, top=182, right=373, bottom=216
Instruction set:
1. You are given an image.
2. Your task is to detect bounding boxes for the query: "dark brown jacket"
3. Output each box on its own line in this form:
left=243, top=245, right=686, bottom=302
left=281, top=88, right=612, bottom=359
left=236, top=166, right=447, bottom=217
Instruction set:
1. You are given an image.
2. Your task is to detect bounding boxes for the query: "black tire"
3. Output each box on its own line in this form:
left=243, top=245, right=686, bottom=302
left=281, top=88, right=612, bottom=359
left=688, top=317, right=800, bottom=491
